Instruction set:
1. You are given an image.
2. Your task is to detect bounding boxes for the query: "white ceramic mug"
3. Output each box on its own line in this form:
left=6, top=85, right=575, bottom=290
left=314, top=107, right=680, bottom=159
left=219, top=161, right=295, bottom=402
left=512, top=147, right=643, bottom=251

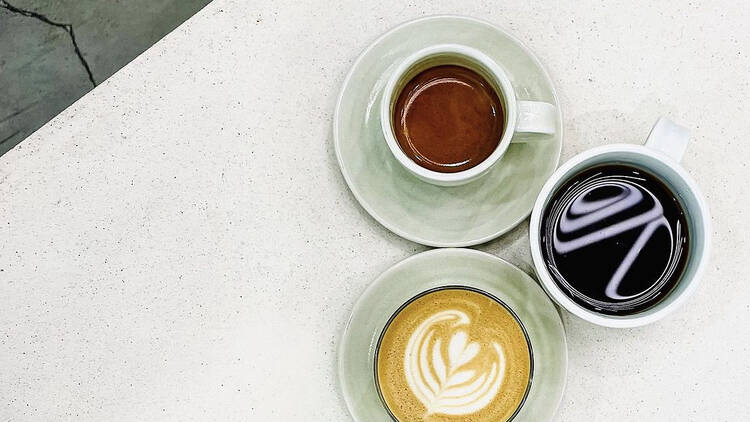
left=529, top=117, right=711, bottom=328
left=380, top=44, right=557, bottom=186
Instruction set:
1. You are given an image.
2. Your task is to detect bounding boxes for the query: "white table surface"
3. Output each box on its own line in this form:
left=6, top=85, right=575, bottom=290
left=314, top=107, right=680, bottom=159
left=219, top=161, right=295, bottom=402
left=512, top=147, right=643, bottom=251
left=2, top=1, right=749, bottom=420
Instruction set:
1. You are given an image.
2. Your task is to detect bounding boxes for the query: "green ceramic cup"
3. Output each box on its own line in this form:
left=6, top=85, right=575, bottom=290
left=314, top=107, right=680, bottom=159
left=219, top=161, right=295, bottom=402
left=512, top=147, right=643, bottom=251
left=338, top=249, right=567, bottom=422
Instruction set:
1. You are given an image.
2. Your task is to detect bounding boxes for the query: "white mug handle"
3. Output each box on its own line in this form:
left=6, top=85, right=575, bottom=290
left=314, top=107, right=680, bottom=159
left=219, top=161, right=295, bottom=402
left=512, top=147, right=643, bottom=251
left=512, top=101, right=556, bottom=140
left=645, top=117, right=689, bottom=162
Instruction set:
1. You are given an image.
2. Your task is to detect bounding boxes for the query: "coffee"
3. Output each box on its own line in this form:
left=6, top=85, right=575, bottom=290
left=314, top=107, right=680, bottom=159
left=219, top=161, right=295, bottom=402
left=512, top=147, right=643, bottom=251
left=392, top=65, right=504, bottom=173
left=540, top=164, right=690, bottom=315
left=375, top=287, right=531, bottom=422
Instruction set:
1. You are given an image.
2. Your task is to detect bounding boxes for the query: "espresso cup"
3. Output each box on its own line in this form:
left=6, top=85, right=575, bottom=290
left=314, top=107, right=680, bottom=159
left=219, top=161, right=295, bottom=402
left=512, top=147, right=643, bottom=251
left=529, top=117, right=711, bottom=328
left=380, top=44, right=557, bottom=186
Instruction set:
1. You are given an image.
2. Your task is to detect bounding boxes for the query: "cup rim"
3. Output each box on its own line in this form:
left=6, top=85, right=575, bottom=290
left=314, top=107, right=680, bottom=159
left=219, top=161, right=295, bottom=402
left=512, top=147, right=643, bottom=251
left=379, top=43, right=518, bottom=185
left=528, top=143, right=712, bottom=328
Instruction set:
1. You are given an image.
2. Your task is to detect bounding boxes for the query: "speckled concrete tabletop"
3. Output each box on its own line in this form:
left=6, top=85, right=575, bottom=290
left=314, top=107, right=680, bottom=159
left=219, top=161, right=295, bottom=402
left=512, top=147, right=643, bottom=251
left=1, top=1, right=748, bottom=420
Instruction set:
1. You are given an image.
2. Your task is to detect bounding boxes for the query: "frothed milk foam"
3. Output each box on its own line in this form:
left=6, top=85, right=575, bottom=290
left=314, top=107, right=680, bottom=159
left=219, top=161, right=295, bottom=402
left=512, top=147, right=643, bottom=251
left=376, top=288, right=532, bottom=422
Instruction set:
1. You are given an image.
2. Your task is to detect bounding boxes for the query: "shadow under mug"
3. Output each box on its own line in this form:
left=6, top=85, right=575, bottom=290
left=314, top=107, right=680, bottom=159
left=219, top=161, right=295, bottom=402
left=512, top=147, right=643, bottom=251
left=380, top=44, right=557, bottom=186
left=529, top=117, right=711, bottom=328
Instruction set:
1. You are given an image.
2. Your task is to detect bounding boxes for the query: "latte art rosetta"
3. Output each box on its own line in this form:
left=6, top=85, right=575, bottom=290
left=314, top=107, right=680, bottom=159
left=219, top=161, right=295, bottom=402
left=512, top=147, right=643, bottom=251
left=404, top=310, right=505, bottom=416
left=376, top=288, right=532, bottom=422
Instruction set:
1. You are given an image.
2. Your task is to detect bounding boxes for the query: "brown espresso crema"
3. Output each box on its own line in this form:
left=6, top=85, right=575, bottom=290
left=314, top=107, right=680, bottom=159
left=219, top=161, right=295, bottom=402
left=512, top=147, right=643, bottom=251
left=376, top=288, right=531, bottom=422
left=393, top=65, right=505, bottom=173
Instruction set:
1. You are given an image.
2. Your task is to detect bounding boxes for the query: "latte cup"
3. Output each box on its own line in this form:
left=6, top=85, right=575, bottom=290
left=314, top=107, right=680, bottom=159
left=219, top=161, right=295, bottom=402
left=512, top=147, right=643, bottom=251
left=380, top=44, right=557, bottom=186
left=529, top=117, right=711, bottom=328
left=374, top=286, right=533, bottom=422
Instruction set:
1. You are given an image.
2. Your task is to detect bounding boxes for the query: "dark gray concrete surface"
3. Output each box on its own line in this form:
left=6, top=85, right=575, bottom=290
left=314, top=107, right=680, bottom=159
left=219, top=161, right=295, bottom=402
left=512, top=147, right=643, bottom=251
left=0, top=0, right=211, bottom=156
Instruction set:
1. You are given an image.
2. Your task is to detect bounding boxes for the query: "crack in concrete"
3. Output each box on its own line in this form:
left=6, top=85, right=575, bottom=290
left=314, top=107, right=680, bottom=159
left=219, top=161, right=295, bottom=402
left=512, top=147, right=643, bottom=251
left=1, top=0, right=96, bottom=87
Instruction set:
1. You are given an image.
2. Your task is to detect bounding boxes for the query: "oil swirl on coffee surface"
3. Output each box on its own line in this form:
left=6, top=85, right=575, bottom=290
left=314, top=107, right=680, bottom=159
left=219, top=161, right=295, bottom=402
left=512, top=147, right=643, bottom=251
left=404, top=309, right=505, bottom=416
left=376, top=288, right=531, bottom=422
left=541, top=164, right=689, bottom=314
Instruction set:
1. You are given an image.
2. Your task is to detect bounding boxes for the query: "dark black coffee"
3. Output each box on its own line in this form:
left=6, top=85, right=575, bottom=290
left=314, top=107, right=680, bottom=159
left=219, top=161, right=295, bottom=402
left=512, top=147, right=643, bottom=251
left=540, top=164, right=689, bottom=315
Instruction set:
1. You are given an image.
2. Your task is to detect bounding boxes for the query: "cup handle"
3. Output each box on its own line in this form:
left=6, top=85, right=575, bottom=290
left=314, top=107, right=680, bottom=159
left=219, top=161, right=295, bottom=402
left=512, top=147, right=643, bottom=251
left=644, top=117, right=690, bottom=162
left=511, top=101, right=556, bottom=141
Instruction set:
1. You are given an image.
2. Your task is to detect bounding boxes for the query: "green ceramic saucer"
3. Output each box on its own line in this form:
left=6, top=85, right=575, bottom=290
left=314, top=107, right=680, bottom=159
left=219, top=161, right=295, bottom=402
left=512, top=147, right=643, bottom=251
left=333, top=15, right=563, bottom=247
left=338, top=249, right=567, bottom=422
